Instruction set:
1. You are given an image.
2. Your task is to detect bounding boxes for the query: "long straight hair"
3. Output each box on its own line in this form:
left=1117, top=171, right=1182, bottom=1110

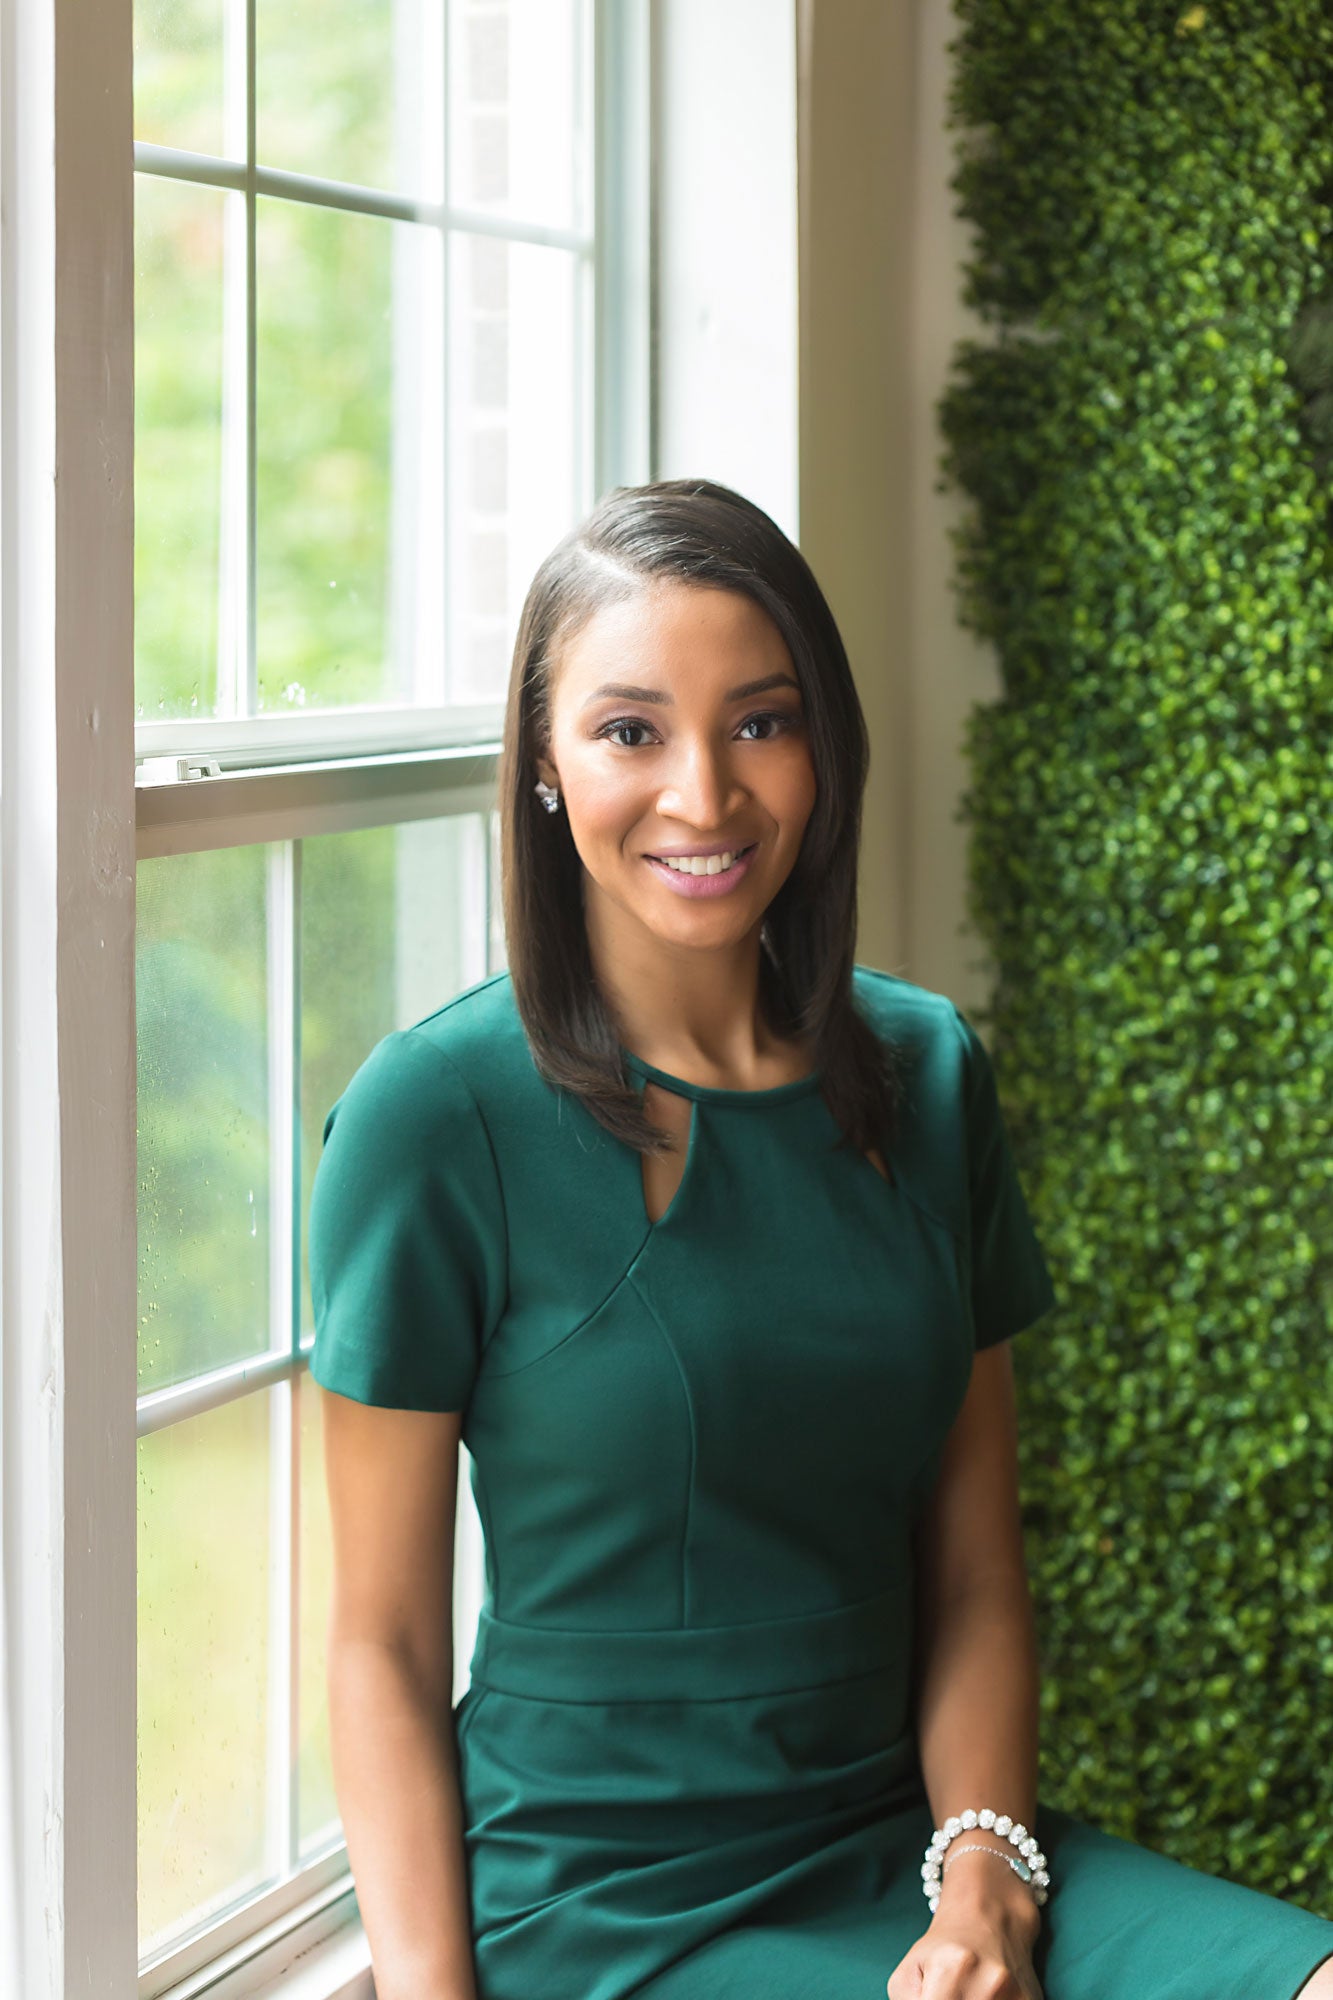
left=497, top=477, right=906, bottom=1175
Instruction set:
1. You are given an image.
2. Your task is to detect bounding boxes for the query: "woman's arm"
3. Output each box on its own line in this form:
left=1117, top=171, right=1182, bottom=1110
left=321, top=1391, right=478, bottom=2000
left=909, top=1340, right=1044, bottom=1946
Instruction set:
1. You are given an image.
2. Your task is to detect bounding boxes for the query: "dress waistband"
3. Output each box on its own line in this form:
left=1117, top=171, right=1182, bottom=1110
left=467, top=1584, right=912, bottom=1704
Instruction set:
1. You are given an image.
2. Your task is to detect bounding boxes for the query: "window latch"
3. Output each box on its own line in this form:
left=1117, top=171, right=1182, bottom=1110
left=136, top=754, right=224, bottom=787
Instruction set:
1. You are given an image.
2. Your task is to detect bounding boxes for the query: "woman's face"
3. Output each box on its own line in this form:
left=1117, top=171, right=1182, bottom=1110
left=535, top=581, right=817, bottom=953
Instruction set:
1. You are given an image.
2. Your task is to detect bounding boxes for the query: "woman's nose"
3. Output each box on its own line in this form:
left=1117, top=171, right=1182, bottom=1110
left=657, top=740, right=748, bottom=824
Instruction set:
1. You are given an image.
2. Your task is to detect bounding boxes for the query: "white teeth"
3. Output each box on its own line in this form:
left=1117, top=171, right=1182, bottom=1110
left=657, top=848, right=745, bottom=875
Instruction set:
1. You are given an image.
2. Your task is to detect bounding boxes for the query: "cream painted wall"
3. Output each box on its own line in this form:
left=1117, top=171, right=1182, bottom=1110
left=906, top=0, right=1008, bottom=1016
left=795, top=0, right=913, bottom=984
left=798, top=0, right=1006, bottom=1014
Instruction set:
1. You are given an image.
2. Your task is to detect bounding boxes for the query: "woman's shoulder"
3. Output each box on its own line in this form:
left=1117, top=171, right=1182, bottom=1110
left=309, top=983, right=514, bottom=1411
left=402, top=966, right=529, bottom=1092
left=319, top=970, right=528, bottom=1152
left=851, top=961, right=965, bottom=1061
left=850, top=962, right=1007, bottom=1210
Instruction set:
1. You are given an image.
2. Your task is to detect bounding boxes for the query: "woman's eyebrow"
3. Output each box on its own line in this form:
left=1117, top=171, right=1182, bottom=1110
left=581, top=672, right=801, bottom=709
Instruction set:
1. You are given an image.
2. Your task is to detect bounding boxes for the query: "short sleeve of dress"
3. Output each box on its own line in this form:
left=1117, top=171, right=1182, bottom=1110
left=949, top=1003, right=1058, bottom=1351
left=307, top=1028, right=508, bottom=1412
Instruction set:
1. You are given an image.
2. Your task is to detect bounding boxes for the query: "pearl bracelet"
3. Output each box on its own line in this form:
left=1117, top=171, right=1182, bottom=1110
left=921, top=1808, right=1050, bottom=1915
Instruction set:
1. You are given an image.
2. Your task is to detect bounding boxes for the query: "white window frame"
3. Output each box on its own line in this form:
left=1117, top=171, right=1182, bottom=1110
left=0, top=3, right=650, bottom=1997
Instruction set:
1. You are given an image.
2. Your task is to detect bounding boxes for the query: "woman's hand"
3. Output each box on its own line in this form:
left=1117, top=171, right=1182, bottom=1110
left=886, top=1898, right=1043, bottom=2000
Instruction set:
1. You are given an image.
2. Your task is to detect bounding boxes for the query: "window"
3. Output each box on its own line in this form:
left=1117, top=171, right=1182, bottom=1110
left=5, top=0, right=812, bottom=1989
left=128, top=1, right=649, bottom=1991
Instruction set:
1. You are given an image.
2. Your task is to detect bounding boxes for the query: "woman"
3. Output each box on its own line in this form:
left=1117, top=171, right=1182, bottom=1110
left=309, top=478, right=1333, bottom=2000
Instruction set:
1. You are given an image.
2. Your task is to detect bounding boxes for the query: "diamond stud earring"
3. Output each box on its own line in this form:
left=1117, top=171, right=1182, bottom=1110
left=534, top=779, right=561, bottom=813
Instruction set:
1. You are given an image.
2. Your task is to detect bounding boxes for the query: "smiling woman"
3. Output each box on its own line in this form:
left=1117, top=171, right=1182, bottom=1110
left=499, top=477, right=896, bottom=1148
left=309, top=478, right=1333, bottom=2000
left=539, top=581, right=817, bottom=965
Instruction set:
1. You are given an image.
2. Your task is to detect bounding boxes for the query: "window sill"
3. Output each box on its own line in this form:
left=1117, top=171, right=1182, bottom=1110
left=249, top=1918, right=373, bottom=2000
left=150, top=1885, right=374, bottom=2000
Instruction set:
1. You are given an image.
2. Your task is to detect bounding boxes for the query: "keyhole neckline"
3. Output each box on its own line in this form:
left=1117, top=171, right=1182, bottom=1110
left=619, top=1046, right=824, bottom=1106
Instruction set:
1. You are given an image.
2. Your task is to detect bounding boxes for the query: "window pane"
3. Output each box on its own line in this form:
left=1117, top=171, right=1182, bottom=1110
left=134, top=175, right=235, bottom=725
left=297, top=1364, right=338, bottom=1852
left=134, top=0, right=227, bottom=156
left=138, top=1387, right=274, bottom=1957
left=448, top=231, right=580, bottom=702
left=138, top=846, right=272, bottom=1393
left=257, top=0, right=443, bottom=197
left=256, top=198, right=445, bottom=712
left=449, top=0, right=589, bottom=234
left=298, top=812, right=492, bottom=1330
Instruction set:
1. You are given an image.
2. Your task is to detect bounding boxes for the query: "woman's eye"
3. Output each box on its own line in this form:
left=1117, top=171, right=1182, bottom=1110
left=601, top=718, right=654, bottom=749
left=738, top=710, right=796, bottom=741
left=597, top=710, right=797, bottom=750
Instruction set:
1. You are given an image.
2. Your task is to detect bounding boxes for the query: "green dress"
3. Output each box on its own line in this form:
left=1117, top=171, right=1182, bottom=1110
left=309, top=964, right=1333, bottom=2000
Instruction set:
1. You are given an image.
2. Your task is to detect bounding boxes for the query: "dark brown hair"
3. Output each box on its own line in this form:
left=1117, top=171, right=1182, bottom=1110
left=497, top=476, right=905, bottom=1174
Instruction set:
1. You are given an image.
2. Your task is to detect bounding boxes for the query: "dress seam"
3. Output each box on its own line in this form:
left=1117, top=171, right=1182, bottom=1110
left=628, top=1272, right=697, bottom=1627
left=475, top=1250, right=644, bottom=1383
left=463, top=1662, right=904, bottom=1707
left=889, top=1158, right=966, bottom=1255
left=475, top=1577, right=907, bottom=1638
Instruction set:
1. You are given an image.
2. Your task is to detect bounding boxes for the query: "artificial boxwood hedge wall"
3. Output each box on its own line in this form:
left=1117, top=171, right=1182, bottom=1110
left=937, top=2, right=1333, bottom=1913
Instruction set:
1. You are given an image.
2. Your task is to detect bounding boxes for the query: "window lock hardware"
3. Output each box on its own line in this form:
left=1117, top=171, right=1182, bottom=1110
left=136, top=755, right=225, bottom=787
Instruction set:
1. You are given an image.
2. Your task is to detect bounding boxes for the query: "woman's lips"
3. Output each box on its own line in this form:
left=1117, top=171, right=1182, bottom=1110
left=644, top=843, right=759, bottom=898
